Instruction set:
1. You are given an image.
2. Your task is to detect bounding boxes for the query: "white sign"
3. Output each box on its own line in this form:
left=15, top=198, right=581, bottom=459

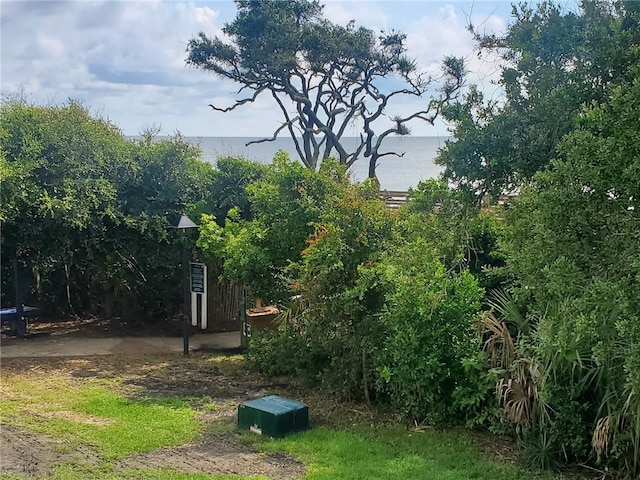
left=189, top=263, right=207, bottom=329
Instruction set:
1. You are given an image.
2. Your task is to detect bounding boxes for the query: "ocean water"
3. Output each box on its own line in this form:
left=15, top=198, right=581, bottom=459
left=185, top=136, right=449, bottom=191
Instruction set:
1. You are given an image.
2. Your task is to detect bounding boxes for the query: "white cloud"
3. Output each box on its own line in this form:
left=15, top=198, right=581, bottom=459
left=194, top=5, right=218, bottom=27
left=322, top=0, right=390, bottom=30
left=1, top=0, right=231, bottom=134
left=408, top=5, right=470, bottom=62
left=1, top=1, right=512, bottom=137
left=36, top=35, right=66, bottom=59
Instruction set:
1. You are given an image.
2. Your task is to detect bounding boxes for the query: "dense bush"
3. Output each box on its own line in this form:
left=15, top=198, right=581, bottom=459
left=209, top=156, right=267, bottom=222
left=204, top=157, right=491, bottom=424
left=403, top=179, right=507, bottom=289
left=431, top=2, right=640, bottom=474
left=290, top=179, right=395, bottom=401
left=1, top=100, right=214, bottom=325
left=499, top=77, right=640, bottom=475
left=247, top=324, right=328, bottom=380
left=372, top=239, right=485, bottom=423
left=198, top=153, right=354, bottom=303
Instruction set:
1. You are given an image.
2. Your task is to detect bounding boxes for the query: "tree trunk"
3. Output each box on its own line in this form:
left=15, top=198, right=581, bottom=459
left=64, top=261, right=75, bottom=315
left=362, top=348, right=371, bottom=407
left=368, top=153, right=378, bottom=179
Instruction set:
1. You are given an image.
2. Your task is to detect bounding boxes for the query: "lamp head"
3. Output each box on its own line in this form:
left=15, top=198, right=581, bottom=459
left=170, top=215, right=198, bottom=230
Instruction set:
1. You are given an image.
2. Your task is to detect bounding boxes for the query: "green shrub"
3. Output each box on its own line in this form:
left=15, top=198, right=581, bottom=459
left=247, top=323, right=329, bottom=384
left=372, top=239, right=486, bottom=424
left=0, top=100, right=214, bottom=324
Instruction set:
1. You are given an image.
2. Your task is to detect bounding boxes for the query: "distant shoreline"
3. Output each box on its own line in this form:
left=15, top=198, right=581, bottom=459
left=127, top=136, right=448, bottom=191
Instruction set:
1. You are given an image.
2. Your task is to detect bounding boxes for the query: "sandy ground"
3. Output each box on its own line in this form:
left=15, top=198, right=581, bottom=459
left=1, top=317, right=243, bottom=358
left=0, top=320, right=307, bottom=479
left=0, top=331, right=242, bottom=358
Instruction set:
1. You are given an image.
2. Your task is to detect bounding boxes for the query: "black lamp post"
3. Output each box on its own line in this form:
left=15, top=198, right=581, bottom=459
left=171, top=214, right=198, bottom=356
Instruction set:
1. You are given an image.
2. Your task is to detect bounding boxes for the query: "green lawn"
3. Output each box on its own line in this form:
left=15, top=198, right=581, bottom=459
left=1, top=359, right=564, bottom=480
left=258, top=426, right=561, bottom=480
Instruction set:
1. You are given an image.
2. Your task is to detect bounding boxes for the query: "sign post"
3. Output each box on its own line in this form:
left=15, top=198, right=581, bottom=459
left=190, top=262, right=208, bottom=329
left=169, top=214, right=199, bottom=356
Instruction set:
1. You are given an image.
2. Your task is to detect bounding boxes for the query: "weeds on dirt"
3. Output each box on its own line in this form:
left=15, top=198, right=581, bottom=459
left=1, top=465, right=266, bottom=480
left=1, top=374, right=199, bottom=459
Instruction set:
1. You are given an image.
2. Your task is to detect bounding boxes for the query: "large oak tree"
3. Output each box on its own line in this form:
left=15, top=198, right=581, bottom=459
left=186, top=0, right=464, bottom=179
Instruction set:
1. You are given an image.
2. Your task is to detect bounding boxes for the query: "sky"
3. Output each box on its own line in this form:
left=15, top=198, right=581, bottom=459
left=1, top=0, right=517, bottom=137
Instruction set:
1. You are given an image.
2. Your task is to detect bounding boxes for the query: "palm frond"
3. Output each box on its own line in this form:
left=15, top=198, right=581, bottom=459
left=496, top=357, right=542, bottom=426
left=486, top=287, right=531, bottom=335
left=480, top=311, right=516, bottom=369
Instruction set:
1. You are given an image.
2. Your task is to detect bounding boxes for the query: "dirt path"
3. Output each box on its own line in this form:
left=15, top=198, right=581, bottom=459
left=1, top=418, right=304, bottom=479
left=116, top=435, right=303, bottom=479
left=1, top=318, right=242, bottom=358
left=1, top=424, right=64, bottom=478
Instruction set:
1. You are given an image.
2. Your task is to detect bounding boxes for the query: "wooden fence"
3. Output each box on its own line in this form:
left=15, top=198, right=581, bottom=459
left=381, top=190, right=409, bottom=209
left=381, top=191, right=517, bottom=210
left=206, top=276, right=245, bottom=332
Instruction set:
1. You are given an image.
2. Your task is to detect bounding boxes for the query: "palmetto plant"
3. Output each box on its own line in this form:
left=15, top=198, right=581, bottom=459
left=481, top=290, right=536, bottom=425
left=591, top=355, right=640, bottom=478
left=481, top=290, right=557, bottom=468
left=483, top=289, right=640, bottom=477
left=495, top=357, right=544, bottom=427
left=485, top=288, right=532, bottom=335
left=480, top=311, right=516, bottom=370
left=273, top=294, right=308, bottom=329
left=592, top=415, right=610, bottom=463
left=481, top=310, right=537, bottom=430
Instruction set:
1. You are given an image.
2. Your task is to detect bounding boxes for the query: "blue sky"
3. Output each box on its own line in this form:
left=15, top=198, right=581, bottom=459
left=1, top=1, right=521, bottom=137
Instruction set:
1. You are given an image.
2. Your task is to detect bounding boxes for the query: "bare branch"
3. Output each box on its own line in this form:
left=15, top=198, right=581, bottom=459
left=208, top=86, right=267, bottom=112
left=270, top=91, right=309, bottom=168
left=245, top=118, right=299, bottom=146
left=395, top=109, right=438, bottom=125
left=378, top=151, right=406, bottom=159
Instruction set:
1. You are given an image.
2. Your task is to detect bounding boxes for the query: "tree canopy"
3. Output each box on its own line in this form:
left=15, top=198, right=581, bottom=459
left=498, top=73, right=640, bottom=477
left=436, top=0, right=640, bottom=200
left=186, top=0, right=464, bottom=178
left=428, top=1, right=640, bottom=472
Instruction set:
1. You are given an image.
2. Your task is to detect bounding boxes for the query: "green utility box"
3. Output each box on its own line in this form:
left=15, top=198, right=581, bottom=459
left=237, top=395, right=308, bottom=438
